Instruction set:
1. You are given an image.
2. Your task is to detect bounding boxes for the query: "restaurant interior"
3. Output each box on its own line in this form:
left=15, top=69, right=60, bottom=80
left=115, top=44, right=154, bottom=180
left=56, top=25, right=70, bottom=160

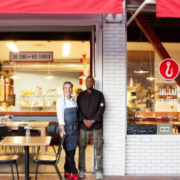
left=127, top=12, right=180, bottom=135
left=0, top=28, right=94, bottom=177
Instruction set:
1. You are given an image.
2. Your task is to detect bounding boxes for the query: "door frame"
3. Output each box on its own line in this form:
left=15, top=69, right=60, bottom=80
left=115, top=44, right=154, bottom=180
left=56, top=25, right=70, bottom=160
left=0, top=14, right=103, bottom=172
left=0, top=14, right=103, bottom=91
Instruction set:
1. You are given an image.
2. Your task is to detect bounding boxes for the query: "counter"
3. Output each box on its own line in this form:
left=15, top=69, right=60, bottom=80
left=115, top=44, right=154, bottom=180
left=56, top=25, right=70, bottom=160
left=0, top=111, right=56, bottom=116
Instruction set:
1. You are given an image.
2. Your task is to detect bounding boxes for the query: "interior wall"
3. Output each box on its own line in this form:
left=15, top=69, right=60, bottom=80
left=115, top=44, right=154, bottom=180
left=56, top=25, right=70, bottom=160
left=13, top=71, right=81, bottom=111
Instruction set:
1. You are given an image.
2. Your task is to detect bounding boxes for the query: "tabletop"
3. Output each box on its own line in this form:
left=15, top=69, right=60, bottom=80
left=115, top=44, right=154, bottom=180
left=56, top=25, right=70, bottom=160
left=5, top=121, right=49, bottom=128
left=136, top=121, right=180, bottom=125
left=0, top=136, right=51, bottom=146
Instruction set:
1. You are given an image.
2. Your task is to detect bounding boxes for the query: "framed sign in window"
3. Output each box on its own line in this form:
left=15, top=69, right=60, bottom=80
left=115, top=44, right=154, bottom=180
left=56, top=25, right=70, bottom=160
left=157, top=124, right=172, bottom=135
left=9, top=52, right=53, bottom=62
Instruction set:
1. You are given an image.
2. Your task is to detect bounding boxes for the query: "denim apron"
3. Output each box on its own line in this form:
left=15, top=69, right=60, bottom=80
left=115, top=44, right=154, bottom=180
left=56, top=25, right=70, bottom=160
left=63, top=96, right=78, bottom=151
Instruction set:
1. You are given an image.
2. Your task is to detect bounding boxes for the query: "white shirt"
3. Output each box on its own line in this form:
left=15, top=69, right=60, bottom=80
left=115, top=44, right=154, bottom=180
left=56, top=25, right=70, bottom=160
left=56, top=96, right=77, bottom=125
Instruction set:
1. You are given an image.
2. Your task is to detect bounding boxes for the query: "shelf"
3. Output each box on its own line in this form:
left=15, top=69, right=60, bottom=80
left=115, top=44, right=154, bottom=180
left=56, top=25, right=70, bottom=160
left=20, top=106, right=43, bottom=108
left=21, top=95, right=60, bottom=97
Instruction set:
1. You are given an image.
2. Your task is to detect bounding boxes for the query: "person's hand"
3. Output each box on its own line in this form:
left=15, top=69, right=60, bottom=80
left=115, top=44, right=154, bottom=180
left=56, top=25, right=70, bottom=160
left=60, top=131, right=66, bottom=137
left=83, top=119, right=88, bottom=127
left=86, top=120, right=93, bottom=128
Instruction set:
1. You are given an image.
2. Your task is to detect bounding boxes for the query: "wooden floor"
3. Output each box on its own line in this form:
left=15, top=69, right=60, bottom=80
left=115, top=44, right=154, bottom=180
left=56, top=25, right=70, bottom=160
left=1, top=175, right=180, bottom=180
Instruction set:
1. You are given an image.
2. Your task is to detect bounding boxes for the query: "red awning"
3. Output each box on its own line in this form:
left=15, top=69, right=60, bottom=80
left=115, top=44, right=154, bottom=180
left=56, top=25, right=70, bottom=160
left=0, top=0, right=123, bottom=14
left=156, top=0, right=180, bottom=17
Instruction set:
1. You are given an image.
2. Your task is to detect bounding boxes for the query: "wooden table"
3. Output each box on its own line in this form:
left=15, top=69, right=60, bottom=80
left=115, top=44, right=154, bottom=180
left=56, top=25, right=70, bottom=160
left=136, top=121, right=180, bottom=125
left=5, top=121, right=49, bottom=154
left=0, top=136, right=51, bottom=180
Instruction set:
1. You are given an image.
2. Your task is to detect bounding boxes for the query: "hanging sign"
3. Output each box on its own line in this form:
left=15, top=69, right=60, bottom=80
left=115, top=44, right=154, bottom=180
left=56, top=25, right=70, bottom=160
left=159, top=59, right=179, bottom=80
left=9, top=52, right=53, bottom=62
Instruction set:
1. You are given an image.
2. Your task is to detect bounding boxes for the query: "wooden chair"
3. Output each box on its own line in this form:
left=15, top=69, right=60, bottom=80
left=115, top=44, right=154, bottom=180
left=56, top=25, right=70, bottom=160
left=48, top=121, right=59, bottom=144
left=0, top=155, right=19, bottom=180
left=29, top=120, right=40, bottom=136
left=17, top=124, right=28, bottom=153
left=9, top=120, right=21, bottom=136
left=33, top=137, right=64, bottom=180
left=0, top=124, right=12, bottom=153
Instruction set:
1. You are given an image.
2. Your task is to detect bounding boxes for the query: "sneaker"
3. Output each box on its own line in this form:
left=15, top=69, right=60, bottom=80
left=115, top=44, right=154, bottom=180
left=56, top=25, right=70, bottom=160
left=78, top=171, right=85, bottom=178
left=72, top=174, right=79, bottom=180
left=64, top=172, right=73, bottom=179
left=96, top=172, right=103, bottom=179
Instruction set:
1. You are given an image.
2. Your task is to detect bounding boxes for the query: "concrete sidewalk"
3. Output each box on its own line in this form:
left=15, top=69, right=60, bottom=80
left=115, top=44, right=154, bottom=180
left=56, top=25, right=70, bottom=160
left=1, top=175, right=180, bottom=180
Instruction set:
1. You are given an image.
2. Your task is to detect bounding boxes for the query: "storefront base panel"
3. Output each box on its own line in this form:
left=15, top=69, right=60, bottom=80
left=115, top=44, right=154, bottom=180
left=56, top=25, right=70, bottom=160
left=126, top=135, right=180, bottom=175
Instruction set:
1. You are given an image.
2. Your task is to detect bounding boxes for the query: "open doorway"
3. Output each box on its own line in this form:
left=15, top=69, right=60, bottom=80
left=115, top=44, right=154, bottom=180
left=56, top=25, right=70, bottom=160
left=0, top=27, right=96, bottom=174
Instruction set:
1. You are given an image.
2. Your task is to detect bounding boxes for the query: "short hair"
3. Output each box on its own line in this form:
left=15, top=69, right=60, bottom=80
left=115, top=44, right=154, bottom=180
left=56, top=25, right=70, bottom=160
left=86, top=76, right=94, bottom=81
left=63, top=81, right=73, bottom=89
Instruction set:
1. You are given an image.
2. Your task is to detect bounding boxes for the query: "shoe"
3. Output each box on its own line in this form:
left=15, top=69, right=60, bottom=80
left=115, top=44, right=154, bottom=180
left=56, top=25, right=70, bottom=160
left=96, top=172, right=103, bottom=179
left=78, top=171, right=84, bottom=178
left=64, top=172, right=73, bottom=179
left=72, top=174, right=79, bottom=180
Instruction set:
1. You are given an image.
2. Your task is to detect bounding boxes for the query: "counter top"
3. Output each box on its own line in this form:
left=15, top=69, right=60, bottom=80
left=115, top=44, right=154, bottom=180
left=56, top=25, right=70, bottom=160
left=0, top=111, right=57, bottom=116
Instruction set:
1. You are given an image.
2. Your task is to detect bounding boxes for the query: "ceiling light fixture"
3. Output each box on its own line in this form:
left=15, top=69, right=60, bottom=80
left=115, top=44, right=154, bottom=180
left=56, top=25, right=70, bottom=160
left=44, top=62, right=54, bottom=80
left=44, top=73, right=54, bottom=80
left=79, top=73, right=86, bottom=80
left=10, top=74, right=20, bottom=80
left=6, top=43, right=19, bottom=52
left=134, top=30, right=149, bottom=74
left=63, top=43, right=71, bottom=56
left=147, top=51, right=156, bottom=81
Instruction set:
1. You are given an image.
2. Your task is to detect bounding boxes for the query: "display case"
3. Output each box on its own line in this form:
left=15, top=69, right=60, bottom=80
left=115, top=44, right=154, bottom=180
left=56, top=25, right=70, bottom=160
left=20, top=95, right=60, bottom=111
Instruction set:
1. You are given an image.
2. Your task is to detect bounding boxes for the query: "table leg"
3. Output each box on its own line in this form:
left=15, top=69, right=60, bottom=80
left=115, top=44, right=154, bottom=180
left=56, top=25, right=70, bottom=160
left=40, top=127, right=47, bottom=155
left=25, top=146, right=30, bottom=180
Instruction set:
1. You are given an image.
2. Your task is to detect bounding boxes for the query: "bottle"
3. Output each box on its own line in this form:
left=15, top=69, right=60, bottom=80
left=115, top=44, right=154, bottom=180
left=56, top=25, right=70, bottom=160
left=26, top=129, right=30, bottom=139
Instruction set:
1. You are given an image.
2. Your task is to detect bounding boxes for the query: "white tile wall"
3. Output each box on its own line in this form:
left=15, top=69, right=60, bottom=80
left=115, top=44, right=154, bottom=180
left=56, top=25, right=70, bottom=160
left=102, top=6, right=127, bottom=176
left=102, top=6, right=180, bottom=176
left=126, top=135, right=180, bottom=175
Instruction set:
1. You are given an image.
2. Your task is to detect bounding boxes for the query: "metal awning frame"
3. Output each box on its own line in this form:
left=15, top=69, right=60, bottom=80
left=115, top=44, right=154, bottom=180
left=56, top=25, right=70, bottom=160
left=126, top=0, right=156, bottom=26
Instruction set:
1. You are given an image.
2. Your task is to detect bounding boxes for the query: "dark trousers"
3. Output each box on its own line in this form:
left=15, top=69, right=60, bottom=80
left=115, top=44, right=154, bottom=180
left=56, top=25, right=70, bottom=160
left=64, top=149, right=78, bottom=174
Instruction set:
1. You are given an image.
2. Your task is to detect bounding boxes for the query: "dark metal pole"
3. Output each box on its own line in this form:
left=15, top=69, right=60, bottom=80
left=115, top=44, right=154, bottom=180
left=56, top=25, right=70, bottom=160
left=25, top=146, right=29, bottom=180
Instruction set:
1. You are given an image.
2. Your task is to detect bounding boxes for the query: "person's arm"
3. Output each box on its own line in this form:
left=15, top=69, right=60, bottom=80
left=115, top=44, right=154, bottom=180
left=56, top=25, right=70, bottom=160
left=56, top=98, right=66, bottom=137
left=77, top=94, right=88, bottom=127
left=93, top=92, right=105, bottom=123
left=77, top=94, right=85, bottom=122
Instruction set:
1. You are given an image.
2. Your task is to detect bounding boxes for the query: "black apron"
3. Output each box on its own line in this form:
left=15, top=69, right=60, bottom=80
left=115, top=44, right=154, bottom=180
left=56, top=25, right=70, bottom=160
left=63, top=96, right=78, bottom=151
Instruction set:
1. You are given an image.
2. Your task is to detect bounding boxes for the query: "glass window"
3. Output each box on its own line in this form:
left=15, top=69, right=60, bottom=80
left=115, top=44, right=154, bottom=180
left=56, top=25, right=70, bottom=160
left=127, top=12, right=180, bottom=135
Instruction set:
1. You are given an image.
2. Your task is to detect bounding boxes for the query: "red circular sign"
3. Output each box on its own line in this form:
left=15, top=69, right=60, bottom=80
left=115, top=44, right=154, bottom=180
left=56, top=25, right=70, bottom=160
left=159, top=59, right=179, bottom=80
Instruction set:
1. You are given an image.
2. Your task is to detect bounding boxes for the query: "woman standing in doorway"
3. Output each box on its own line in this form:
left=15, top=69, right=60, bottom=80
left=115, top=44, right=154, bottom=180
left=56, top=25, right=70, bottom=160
left=56, top=81, right=78, bottom=180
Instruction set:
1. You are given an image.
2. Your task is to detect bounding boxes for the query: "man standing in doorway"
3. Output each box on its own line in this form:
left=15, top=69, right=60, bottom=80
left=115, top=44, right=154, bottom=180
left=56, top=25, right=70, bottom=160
left=77, top=76, right=105, bottom=179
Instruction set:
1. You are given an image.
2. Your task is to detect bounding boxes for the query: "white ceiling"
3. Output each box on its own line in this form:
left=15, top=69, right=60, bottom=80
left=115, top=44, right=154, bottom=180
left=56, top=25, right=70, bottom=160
left=0, top=40, right=90, bottom=62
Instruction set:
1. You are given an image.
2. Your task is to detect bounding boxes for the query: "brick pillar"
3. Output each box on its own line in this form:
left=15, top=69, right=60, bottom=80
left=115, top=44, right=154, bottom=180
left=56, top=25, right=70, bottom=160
left=102, top=7, right=127, bottom=176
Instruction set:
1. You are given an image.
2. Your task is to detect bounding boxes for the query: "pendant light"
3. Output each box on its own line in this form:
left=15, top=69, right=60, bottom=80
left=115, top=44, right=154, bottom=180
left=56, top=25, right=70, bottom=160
left=147, top=51, right=156, bottom=81
left=10, top=62, right=20, bottom=80
left=79, top=73, right=86, bottom=80
left=134, top=30, right=149, bottom=74
left=44, top=62, right=54, bottom=80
